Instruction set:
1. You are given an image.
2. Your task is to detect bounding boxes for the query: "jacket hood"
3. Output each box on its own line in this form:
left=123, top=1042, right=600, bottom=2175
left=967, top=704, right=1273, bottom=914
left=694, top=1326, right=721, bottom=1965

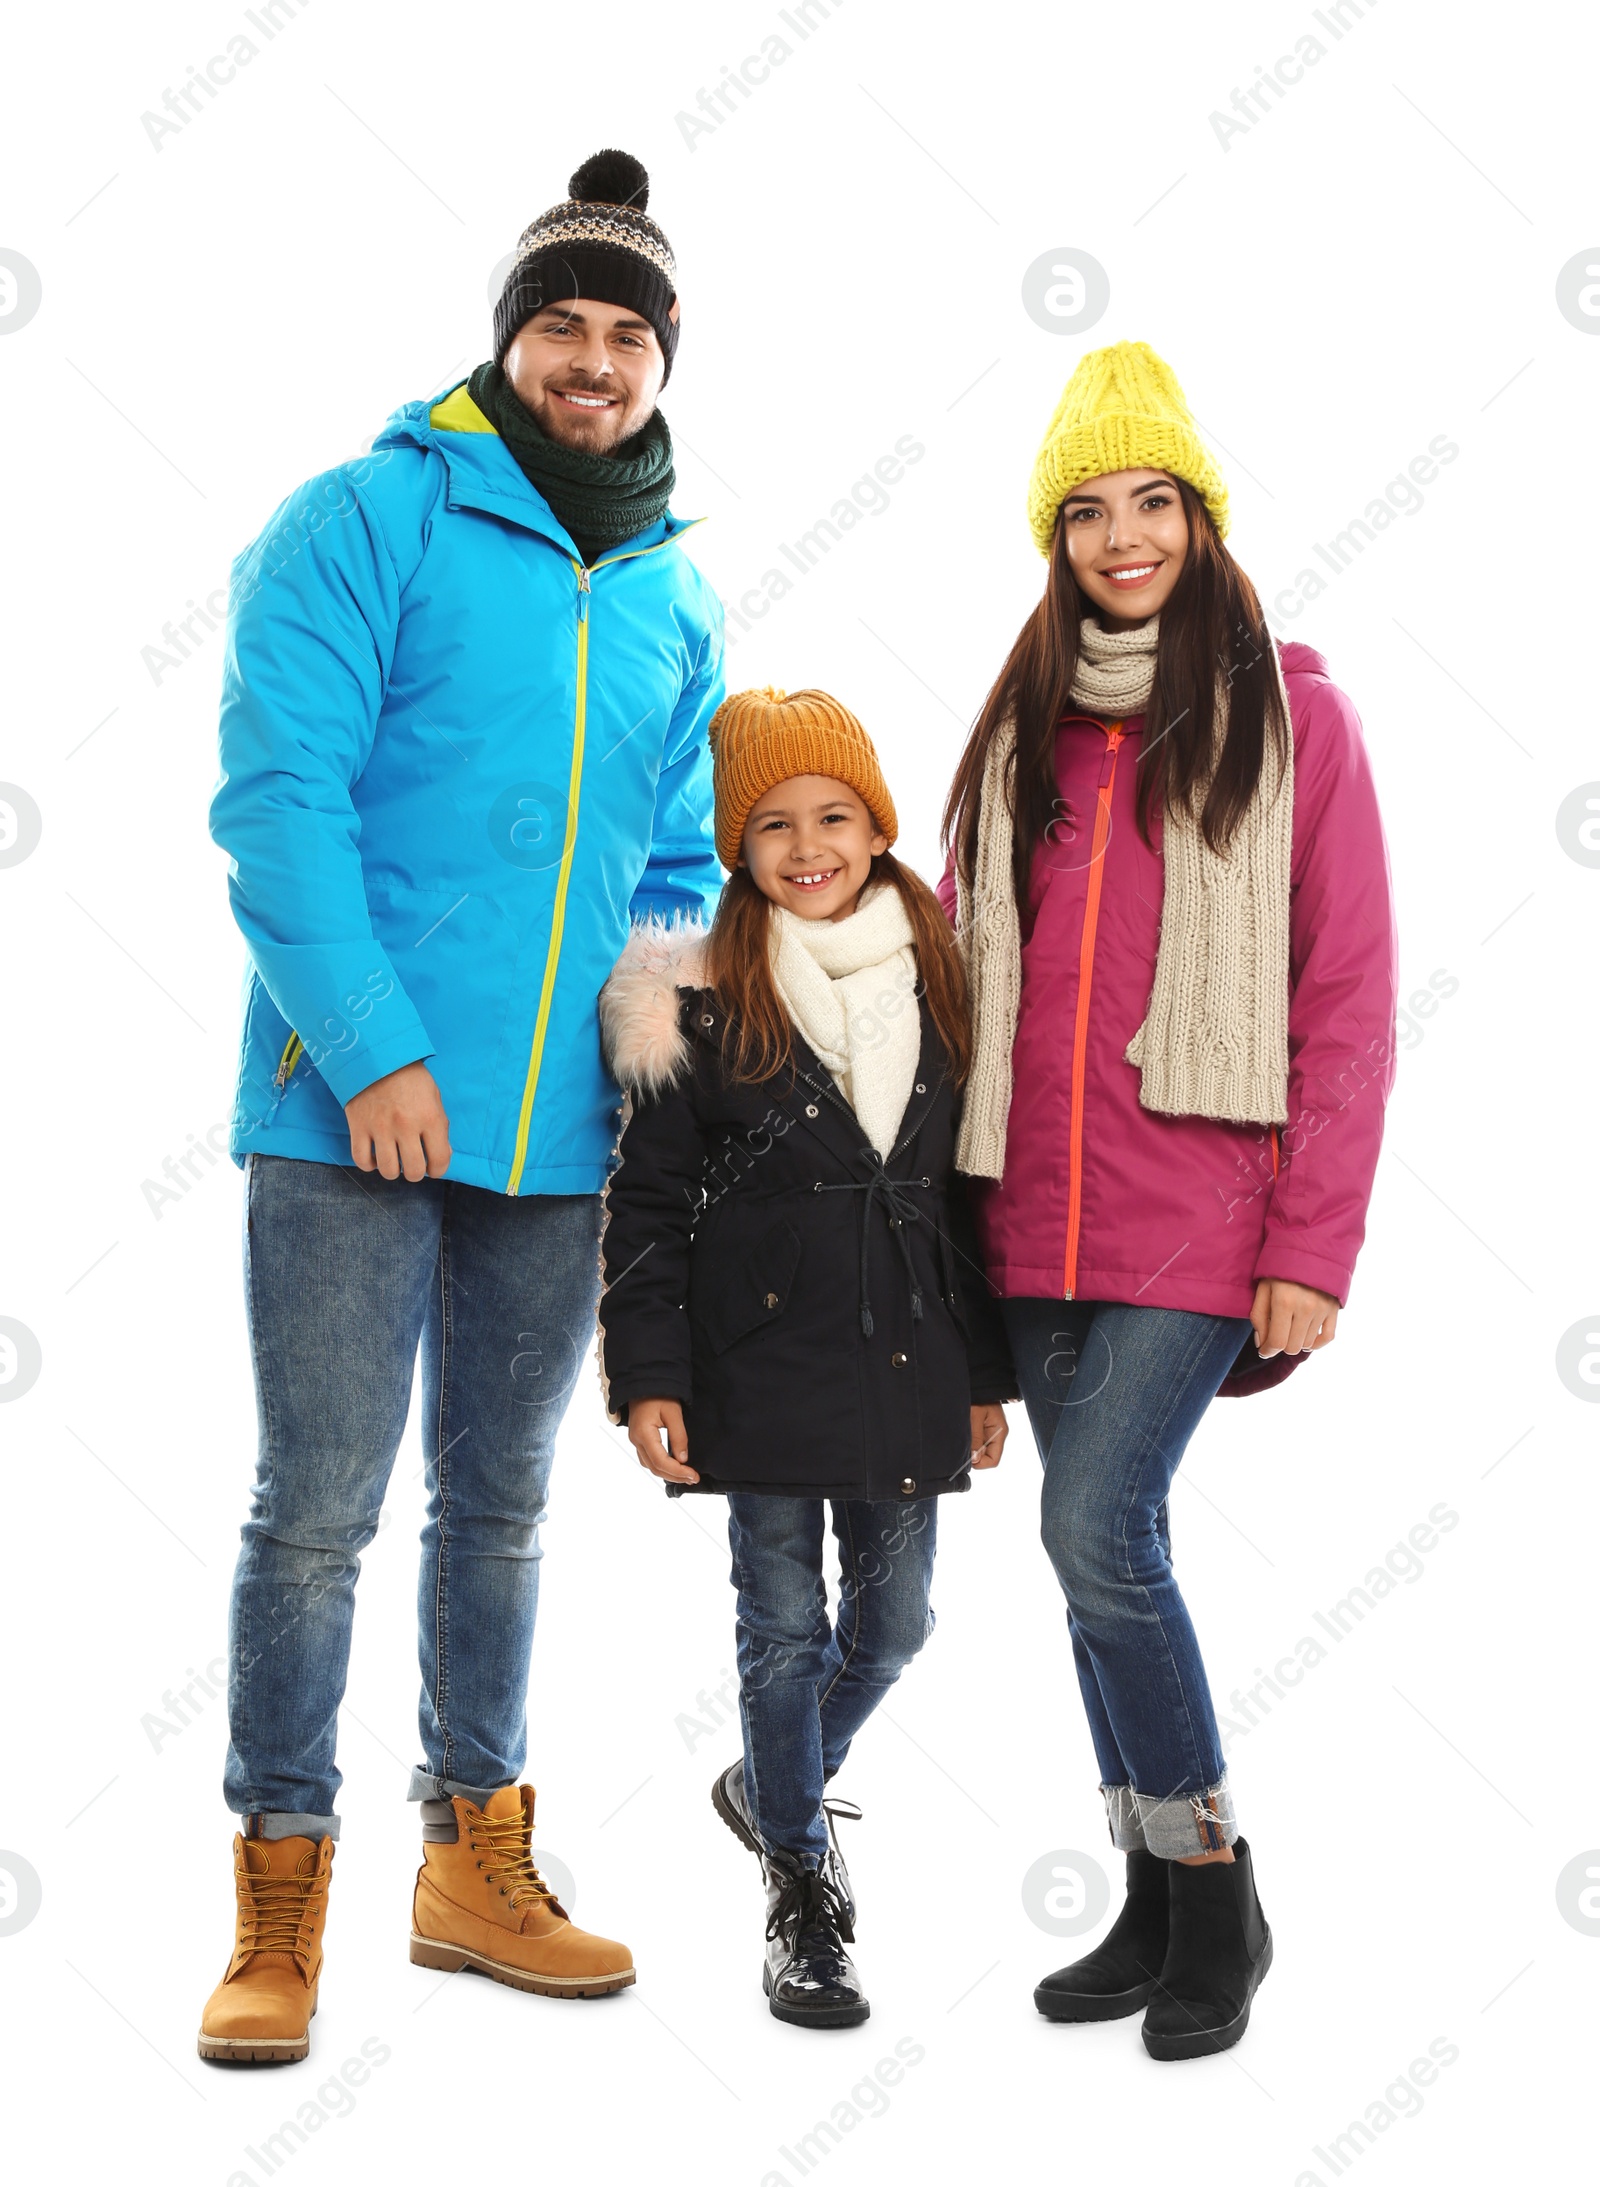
left=1278, top=638, right=1331, bottom=681
left=601, top=918, right=710, bottom=1093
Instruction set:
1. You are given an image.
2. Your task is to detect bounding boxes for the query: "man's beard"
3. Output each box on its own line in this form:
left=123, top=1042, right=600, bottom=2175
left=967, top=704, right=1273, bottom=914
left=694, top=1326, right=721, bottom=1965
left=533, top=376, right=649, bottom=453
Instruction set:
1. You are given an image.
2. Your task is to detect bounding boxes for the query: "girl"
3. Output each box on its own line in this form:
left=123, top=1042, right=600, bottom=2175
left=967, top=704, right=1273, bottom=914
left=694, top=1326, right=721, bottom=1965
left=598, top=686, right=1015, bottom=2027
left=941, top=342, right=1396, bottom=2059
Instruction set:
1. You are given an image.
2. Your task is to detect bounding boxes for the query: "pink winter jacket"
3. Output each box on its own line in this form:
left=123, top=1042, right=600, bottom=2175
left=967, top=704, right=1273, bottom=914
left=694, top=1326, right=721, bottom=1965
left=937, top=641, right=1397, bottom=1390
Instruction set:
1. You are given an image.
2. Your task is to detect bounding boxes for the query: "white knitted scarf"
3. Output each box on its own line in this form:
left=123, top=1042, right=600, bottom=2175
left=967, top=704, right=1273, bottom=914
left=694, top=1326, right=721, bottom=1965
left=953, top=615, right=1295, bottom=1179
left=771, top=880, right=921, bottom=1158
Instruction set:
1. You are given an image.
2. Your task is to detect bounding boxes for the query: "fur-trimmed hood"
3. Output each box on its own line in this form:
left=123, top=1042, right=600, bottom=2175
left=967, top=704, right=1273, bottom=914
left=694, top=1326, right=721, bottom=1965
left=600, top=918, right=710, bottom=1094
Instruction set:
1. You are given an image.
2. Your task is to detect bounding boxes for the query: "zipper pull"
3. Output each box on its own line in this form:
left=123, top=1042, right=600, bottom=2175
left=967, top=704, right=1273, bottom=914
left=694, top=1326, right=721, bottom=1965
left=577, top=564, right=590, bottom=622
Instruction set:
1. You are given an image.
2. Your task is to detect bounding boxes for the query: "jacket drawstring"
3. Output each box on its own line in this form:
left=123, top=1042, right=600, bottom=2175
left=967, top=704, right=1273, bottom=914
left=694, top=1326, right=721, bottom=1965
left=816, top=1149, right=931, bottom=1337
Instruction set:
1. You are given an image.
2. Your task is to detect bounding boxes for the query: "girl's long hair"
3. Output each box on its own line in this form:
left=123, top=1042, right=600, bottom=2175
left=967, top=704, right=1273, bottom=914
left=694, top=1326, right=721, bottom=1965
left=942, top=480, right=1288, bottom=903
left=704, top=853, right=972, bottom=1089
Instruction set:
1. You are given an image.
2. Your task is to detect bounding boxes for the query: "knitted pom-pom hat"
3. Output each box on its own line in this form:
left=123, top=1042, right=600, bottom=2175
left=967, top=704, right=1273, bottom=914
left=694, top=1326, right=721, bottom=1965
left=1026, top=339, right=1229, bottom=556
left=494, top=149, right=680, bottom=381
left=708, top=687, right=899, bottom=871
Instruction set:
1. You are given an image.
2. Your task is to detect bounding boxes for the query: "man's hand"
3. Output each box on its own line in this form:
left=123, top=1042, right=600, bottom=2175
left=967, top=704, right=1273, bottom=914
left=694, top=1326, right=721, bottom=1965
left=627, top=1398, right=699, bottom=1485
left=971, top=1402, right=1008, bottom=1470
left=345, top=1062, right=451, bottom=1181
left=1250, top=1278, right=1339, bottom=1359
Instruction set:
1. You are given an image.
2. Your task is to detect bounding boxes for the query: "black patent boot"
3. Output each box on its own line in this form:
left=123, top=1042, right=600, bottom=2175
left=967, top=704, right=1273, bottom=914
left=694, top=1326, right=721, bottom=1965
left=1142, top=1837, right=1272, bottom=2060
left=762, top=1857, right=868, bottom=2028
left=1034, top=1848, right=1169, bottom=2022
left=712, top=1761, right=860, bottom=1937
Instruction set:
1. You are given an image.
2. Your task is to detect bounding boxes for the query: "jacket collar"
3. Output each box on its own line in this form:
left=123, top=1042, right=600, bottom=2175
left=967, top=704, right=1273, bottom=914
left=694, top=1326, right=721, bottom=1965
left=374, top=384, right=703, bottom=562
left=691, top=992, right=950, bottom=1177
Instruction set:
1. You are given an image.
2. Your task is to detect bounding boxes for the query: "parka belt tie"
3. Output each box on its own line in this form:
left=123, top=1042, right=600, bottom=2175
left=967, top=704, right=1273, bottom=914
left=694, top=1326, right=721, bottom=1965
left=814, top=1152, right=932, bottom=1339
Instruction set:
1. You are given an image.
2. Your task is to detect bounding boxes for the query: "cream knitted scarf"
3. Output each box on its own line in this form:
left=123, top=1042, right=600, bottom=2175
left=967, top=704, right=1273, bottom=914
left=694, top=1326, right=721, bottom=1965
left=771, top=881, right=921, bottom=1158
left=953, top=615, right=1295, bottom=1179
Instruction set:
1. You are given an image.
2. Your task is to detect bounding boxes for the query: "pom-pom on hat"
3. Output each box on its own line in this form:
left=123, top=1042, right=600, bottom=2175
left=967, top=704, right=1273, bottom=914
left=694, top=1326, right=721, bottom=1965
left=708, top=687, right=899, bottom=872
left=1026, top=339, right=1229, bottom=556
left=494, top=150, right=681, bottom=381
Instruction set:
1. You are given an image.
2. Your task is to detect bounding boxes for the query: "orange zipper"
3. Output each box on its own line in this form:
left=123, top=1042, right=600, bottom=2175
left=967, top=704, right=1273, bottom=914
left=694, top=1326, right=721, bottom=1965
left=1062, top=721, right=1124, bottom=1299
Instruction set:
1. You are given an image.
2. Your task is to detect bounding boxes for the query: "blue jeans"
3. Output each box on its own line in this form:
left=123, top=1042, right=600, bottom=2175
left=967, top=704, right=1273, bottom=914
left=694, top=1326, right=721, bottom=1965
left=727, top=1495, right=938, bottom=1868
left=223, top=1153, right=602, bottom=1839
left=1002, top=1299, right=1252, bottom=1859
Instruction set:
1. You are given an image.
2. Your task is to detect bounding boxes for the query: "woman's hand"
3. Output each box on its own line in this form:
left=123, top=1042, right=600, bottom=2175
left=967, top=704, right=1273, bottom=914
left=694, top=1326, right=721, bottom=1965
left=627, top=1398, right=699, bottom=1485
left=1250, top=1279, right=1340, bottom=1359
left=971, top=1403, right=1008, bottom=1470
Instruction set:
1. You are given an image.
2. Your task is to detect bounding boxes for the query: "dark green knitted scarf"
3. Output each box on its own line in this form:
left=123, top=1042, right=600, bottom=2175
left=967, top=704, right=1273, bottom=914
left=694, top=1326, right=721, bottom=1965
left=466, top=361, right=675, bottom=566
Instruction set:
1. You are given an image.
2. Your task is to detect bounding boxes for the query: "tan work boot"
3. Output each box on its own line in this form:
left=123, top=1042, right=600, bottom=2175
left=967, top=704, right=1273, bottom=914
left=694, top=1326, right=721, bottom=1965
left=410, top=1784, right=633, bottom=1997
left=198, top=1832, right=334, bottom=2063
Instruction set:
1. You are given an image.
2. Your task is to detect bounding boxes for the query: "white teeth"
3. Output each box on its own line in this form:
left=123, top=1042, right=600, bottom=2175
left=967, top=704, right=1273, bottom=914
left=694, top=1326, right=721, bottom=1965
left=789, top=871, right=835, bottom=886
left=1107, top=564, right=1157, bottom=581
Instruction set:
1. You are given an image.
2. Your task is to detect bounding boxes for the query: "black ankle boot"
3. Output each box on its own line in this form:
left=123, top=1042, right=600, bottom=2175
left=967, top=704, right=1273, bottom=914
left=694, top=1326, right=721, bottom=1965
left=1141, top=1837, right=1272, bottom=2060
left=1034, top=1849, right=1169, bottom=2021
left=762, top=1858, right=869, bottom=2028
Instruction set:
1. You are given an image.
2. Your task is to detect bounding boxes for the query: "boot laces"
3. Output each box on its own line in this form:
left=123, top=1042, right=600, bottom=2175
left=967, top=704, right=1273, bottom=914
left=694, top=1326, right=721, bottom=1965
left=470, top=1809, right=557, bottom=1912
left=822, top=1795, right=862, bottom=1861
left=766, top=1863, right=851, bottom=1951
left=235, top=1857, right=325, bottom=1962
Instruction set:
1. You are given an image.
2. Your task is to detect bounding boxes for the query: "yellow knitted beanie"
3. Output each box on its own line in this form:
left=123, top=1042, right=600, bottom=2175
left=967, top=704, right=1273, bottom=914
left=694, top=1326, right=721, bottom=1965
left=1026, top=339, right=1229, bottom=558
left=708, top=687, right=899, bottom=870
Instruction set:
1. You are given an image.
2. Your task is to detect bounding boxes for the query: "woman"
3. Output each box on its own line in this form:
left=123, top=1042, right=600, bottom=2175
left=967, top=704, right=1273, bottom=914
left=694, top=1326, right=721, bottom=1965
left=598, top=687, right=1014, bottom=2027
left=940, top=341, right=1397, bottom=2059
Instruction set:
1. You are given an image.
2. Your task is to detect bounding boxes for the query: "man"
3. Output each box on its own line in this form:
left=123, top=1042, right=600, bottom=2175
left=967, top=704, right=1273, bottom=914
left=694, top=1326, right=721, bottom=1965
left=199, top=148, right=723, bottom=2064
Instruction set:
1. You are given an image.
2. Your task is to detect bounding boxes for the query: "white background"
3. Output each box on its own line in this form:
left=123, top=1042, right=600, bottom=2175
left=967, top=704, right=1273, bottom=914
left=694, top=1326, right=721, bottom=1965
left=1, top=1, right=1595, bottom=2180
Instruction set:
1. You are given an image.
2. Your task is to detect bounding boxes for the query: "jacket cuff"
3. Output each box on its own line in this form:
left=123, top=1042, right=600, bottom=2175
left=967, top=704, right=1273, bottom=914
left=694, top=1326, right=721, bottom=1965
left=969, top=1376, right=1019, bottom=1407
left=1252, top=1244, right=1353, bottom=1308
left=317, top=1023, right=437, bottom=1107
left=605, top=1368, right=693, bottom=1425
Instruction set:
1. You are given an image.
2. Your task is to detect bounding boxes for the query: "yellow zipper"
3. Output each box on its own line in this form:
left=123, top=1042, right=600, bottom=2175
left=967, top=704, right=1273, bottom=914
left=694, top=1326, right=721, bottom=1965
left=274, top=1031, right=304, bottom=1089
left=503, top=530, right=702, bottom=1196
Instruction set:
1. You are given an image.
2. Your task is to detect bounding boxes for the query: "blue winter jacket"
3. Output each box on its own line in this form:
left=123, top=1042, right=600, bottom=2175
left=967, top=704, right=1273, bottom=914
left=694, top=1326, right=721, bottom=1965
left=209, top=380, right=725, bottom=1195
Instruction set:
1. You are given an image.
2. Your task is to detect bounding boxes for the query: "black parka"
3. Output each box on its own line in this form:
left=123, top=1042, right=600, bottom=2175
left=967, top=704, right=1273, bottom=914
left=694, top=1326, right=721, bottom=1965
left=597, top=927, right=1016, bottom=1502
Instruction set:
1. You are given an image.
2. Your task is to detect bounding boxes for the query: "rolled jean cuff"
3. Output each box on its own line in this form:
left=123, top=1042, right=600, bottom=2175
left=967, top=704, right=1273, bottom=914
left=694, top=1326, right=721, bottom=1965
left=1124, top=1775, right=1238, bottom=1860
left=1101, top=1785, right=1147, bottom=1851
left=246, top=1811, right=340, bottom=1844
left=406, top=1767, right=508, bottom=1807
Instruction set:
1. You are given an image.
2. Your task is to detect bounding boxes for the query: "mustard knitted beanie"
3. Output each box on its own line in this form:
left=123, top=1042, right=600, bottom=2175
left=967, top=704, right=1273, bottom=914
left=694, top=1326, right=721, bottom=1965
left=708, top=687, right=899, bottom=870
left=1026, top=339, right=1229, bottom=557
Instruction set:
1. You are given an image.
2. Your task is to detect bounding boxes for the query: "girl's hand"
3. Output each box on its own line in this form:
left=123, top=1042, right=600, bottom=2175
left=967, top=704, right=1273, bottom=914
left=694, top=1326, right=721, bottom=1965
left=971, top=1403, right=1008, bottom=1470
left=627, top=1397, right=699, bottom=1484
left=1250, top=1279, right=1340, bottom=1359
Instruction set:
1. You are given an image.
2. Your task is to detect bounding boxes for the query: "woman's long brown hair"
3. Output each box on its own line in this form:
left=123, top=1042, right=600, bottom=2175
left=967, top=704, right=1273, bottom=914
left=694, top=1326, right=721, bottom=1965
left=704, top=853, right=972, bottom=1090
left=942, top=480, right=1288, bottom=903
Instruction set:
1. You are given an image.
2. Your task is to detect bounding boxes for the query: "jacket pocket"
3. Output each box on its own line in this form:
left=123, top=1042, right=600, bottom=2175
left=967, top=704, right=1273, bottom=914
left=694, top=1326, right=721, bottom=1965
left=696, top=1217, right=803, bottom=1356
